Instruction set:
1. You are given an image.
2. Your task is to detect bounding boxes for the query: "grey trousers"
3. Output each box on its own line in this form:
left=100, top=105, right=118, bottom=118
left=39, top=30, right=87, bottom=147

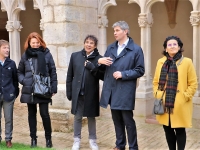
left=74, top=95, right=97, bottom=139
left=0, top=95, right=14, bottom=141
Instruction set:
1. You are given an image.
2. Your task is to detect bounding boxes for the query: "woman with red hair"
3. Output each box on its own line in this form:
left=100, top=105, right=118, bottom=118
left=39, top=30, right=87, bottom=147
left=18, top=32, right=57, bottom=148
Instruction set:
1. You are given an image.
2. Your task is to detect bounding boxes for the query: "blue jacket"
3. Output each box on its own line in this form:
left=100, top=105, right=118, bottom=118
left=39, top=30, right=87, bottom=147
left=100, top=38, right=145, bottom=110
left=0, top=58, right=19, bottom=101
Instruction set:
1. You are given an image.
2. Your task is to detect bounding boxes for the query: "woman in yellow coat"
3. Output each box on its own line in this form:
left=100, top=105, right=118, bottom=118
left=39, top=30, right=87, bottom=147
left=153, top=36, right=197, bottom=150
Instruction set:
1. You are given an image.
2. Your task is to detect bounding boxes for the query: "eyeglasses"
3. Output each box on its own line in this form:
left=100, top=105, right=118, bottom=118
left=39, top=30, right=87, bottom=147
left=167, top=43, right=178, bottom=47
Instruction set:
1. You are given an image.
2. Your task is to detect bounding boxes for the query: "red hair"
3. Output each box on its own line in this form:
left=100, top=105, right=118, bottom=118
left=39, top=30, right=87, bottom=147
left=24, top=32, right=46, bottom=50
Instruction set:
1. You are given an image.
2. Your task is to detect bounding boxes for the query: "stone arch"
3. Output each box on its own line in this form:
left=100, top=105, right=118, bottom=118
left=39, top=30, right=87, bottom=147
left=0, top=0, right=25, bottom=31
left=189, top=0, right=200, bottom=11
left=0, top=0, right=44, bottom=64
left=98, top=0, right=117, bottom=16
left=0, top=0, right=25, bottom=21
left=98, top=0, right=117, bottom=54
left=0, top=0, right=25, bottom=64
left=32, top=0, right=44, bottom=30
left=107, top=1, right=141, bottom=44
left=128, top=0, right=164, bottom=13
left=20, top=0, right=42, bottom=54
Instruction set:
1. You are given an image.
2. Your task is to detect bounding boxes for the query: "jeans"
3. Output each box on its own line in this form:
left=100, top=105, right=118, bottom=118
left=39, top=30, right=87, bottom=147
left=73, top=95, right=97, bottom=139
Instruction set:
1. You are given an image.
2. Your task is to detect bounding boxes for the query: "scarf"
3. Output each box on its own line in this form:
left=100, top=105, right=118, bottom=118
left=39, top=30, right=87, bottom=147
left=158, top=52, right=182, bottom=113
left=81, top=48, right=99, bottom=59
left=26, top=46, right=46, bottom=76
left=79, top=48, right=99, bottom=95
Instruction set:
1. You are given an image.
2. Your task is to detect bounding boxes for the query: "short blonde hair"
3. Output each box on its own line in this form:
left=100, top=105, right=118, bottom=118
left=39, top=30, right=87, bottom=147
left=0, top=39, right=9, bottom=48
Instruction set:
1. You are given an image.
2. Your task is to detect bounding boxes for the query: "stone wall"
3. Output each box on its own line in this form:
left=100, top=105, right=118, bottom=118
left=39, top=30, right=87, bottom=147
left=42, top=0, right=98, bottom=112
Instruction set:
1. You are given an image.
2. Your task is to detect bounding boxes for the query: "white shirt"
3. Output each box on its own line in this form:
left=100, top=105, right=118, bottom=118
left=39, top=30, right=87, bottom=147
left=117, top=38, right=129, bottom=55
left=87, top=51, right=94, bottom=57
left=0, top=58, right=6, bottom=66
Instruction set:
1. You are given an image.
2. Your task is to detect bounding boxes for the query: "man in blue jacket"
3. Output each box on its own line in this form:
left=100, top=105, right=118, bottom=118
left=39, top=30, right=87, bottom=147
left=0, top=40, right=19, bottom=148
left=98, top=21, right=145, bottom=150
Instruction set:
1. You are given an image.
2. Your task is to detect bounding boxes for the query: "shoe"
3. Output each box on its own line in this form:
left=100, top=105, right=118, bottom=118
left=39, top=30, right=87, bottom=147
left=46, top=139, right=53, bottom=148
left=72, top=138, right=80, bottom=150
left=31, top=138, right=37, bottom=148
left=113, top=147, right=125, bottom=150
left=6, top=140, right=12, bottom=148
left=89, top=139, right=99, bottom=150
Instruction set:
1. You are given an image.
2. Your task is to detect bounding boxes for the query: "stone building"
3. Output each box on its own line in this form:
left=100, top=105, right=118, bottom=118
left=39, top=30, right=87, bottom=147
left=1, top=0, right=200, bottom=130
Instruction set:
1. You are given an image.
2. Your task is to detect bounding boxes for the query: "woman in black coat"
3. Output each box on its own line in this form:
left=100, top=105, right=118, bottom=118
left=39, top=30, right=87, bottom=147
left=17, top=32, right=57, bottom=148
left=66, top=35, right=104, bottom=150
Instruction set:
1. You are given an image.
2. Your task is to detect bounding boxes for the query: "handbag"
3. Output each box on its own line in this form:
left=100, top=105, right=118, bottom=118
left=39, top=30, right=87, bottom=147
left=153, top=90, right=165, bottom=115
left=28, top=58, right=52, bottom=99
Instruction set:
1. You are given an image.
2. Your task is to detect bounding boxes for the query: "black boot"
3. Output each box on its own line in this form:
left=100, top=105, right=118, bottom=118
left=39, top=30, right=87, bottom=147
left=46, top=139, right=53, bottom=148
left=31, top=138, right=37, bottom=148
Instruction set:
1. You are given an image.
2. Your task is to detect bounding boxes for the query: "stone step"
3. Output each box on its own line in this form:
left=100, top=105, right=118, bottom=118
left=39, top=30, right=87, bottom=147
left=37, top=108, right=87, bottom=133
left=145, top=115, right=159, bottom=124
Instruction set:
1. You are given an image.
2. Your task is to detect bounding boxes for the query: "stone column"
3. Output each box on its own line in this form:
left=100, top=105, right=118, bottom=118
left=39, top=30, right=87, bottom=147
left=135, top=13, right=154, bottom=117
left=6, top=20, right=23, bottom=65
left=98, top=15, right=108, bottom=55
left=190, top=11, right=200, bottom=98
left=189, top=11, right=200, bottom=129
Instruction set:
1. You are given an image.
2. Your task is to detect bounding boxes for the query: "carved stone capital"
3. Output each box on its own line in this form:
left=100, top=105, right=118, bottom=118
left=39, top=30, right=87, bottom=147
left=98, top=15, right=108, bottom=28
left=6, top=21, right=23, bottom=32
left=138, top=13, right=153, bottom=28
left=190, top=12, right=200, bottom=26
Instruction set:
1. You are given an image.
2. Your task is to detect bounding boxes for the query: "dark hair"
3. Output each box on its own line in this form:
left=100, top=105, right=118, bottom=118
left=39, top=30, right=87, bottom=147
left=162, top=36, right=184, bottom=56
left=84, top=35, right=98, bottom=46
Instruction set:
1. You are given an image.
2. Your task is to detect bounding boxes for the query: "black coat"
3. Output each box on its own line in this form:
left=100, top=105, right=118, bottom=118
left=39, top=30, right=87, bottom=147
left=66, top=49, right=104, bottom=117
left=17, top=48, right=57, bottom=104
left=100, top=38, right=145, bottom=110
left=0, top=58, right=19, bottom=101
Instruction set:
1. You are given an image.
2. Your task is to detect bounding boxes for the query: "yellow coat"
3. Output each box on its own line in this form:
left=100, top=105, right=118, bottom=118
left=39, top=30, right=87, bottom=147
left=153, top=56, right=198, bottom=128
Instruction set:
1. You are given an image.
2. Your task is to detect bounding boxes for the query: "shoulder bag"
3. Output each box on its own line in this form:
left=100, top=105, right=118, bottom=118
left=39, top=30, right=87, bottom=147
left=28, top=58, right=51, bottom=99
left=153, top=90, right=165, bottom=115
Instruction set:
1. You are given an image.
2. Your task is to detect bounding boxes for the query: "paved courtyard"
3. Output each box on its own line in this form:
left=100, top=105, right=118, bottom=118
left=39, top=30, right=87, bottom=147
left=1, top=101, right=200, bottom=150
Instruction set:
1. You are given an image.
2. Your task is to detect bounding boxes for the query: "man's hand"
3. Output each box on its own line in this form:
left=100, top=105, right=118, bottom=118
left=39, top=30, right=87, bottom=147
left=98, top=57, right=113, bottom=66
left=113, top=71, right=122, bottom=80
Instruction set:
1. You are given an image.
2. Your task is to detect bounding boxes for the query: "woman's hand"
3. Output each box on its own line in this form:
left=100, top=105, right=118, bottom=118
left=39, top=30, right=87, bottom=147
left=52, top=93, right=56, bottom=96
